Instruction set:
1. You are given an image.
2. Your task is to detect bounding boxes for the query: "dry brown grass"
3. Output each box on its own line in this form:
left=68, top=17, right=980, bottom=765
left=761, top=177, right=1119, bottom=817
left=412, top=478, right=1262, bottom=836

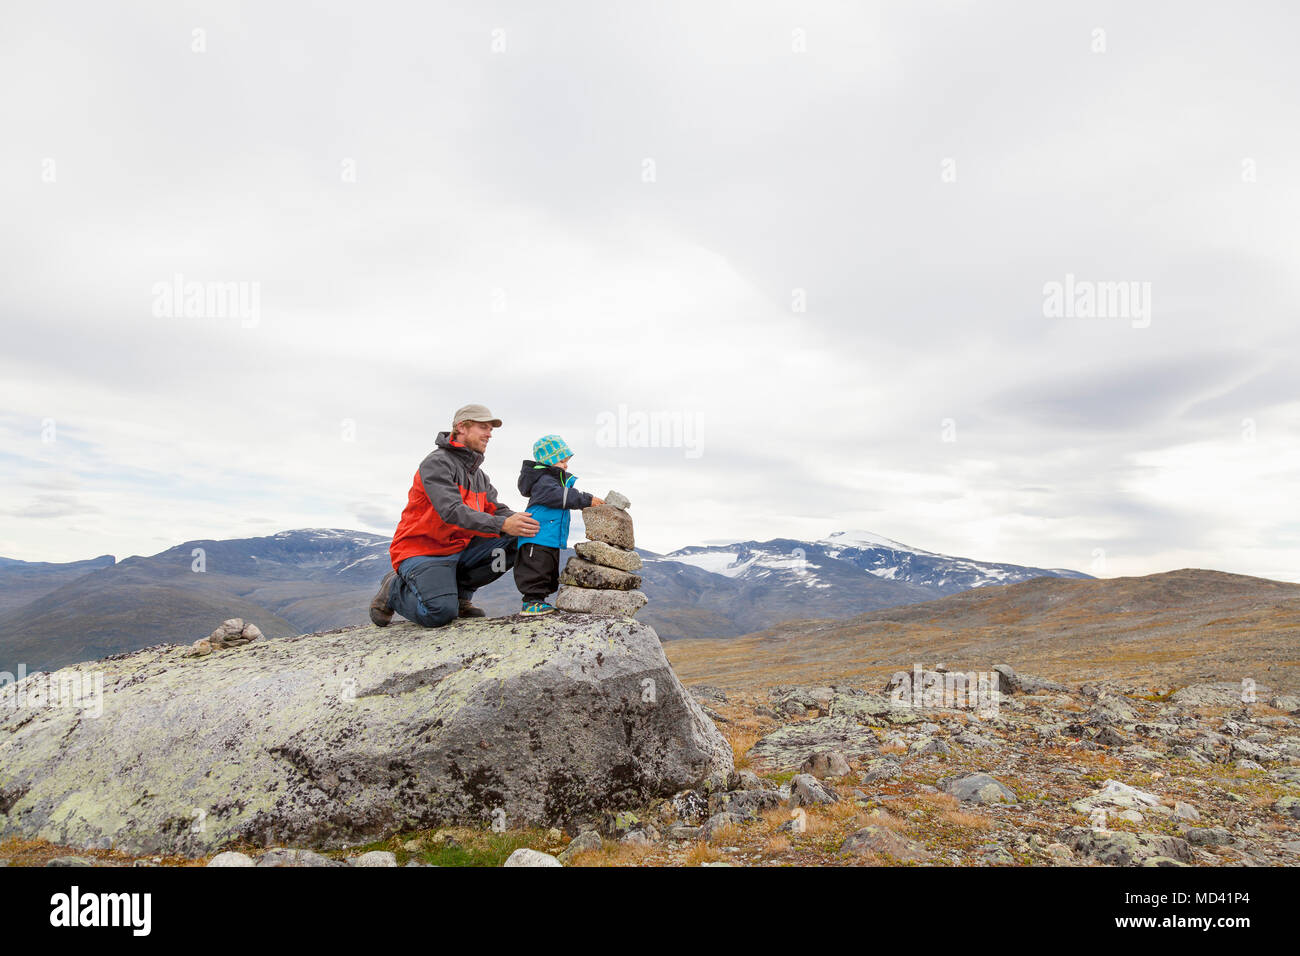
left=727, top=729, right=760, bottom=769
left=915, top=791, right=960, bottom=810
left=860, top=809, right=910, bottom=831
left=941, top=809, right=993, bottom=830
left=0, top=836, right=203, bottom=868
left=563, top=840, right=656, bottom=867
left=684, top=841, right=724, bottom=866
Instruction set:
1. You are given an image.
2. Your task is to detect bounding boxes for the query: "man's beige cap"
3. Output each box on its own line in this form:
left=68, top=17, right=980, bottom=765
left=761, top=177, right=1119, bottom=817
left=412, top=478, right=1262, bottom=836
left=452, top=403, right=502, bottom=427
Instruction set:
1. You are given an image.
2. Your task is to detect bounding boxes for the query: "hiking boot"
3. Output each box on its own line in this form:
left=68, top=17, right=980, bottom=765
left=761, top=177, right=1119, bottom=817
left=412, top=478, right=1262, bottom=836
left=458, top=599, right=486, bottom=618
left=520, top=600, right=555, bottom=616
left=369, top=571, right=397, bottom=626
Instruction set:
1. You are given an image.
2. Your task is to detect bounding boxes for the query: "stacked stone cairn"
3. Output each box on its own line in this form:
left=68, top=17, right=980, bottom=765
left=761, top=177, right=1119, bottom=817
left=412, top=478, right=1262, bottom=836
left=554, top=491, right=647, bottom=616
left=185, top=618, right=263, bottom=656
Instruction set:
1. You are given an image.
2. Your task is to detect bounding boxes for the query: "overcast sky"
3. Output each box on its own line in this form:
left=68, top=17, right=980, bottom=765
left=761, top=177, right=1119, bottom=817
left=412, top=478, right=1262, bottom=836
left=2, top=1, right=1297, bottom=582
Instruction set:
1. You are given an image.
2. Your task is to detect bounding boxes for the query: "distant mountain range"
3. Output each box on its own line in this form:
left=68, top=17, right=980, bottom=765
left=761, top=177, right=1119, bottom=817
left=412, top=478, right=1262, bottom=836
left=0, top=528, right=1091, bottom=672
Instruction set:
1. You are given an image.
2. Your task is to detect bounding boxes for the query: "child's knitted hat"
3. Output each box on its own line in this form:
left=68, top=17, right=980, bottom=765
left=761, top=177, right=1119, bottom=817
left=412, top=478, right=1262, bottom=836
left=532, top=434, right=573, bottom=467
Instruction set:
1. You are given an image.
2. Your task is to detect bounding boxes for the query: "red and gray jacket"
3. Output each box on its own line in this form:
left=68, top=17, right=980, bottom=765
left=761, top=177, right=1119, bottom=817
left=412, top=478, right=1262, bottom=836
left=389, top=431, right=517, bottom=568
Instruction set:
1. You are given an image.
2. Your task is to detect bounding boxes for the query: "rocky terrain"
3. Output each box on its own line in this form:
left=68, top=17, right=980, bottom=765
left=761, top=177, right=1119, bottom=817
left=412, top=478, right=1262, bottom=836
left=1, top=566, right=1296, bottom=867
left=5, top=664, right=1296, bottom=868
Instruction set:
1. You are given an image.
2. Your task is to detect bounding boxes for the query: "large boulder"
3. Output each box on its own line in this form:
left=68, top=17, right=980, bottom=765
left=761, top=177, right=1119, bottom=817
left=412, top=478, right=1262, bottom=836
left=0, top=615, right=731, bottom=857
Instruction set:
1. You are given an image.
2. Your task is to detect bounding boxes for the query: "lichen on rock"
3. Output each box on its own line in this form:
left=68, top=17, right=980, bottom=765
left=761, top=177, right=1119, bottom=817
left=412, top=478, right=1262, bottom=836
left=0, top=614, right=732, bottom=857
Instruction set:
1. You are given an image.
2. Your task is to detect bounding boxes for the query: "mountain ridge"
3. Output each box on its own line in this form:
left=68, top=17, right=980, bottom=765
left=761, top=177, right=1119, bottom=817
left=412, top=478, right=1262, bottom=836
left=0, top=525, right=1104, bottom=672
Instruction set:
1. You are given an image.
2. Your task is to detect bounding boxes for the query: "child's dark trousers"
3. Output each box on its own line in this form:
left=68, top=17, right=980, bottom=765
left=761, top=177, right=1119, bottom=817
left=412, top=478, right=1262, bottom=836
left=514, top=542, right=561, bottom=602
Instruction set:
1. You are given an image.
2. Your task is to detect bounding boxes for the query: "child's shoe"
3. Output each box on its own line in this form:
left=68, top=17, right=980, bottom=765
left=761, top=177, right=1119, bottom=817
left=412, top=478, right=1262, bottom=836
left=520, top=600, right=556, bottom=615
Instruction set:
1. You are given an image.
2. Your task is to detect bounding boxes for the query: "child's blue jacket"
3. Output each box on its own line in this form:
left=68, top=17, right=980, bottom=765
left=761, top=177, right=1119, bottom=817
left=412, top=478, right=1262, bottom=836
left=515, top=460, right=593, bottom=549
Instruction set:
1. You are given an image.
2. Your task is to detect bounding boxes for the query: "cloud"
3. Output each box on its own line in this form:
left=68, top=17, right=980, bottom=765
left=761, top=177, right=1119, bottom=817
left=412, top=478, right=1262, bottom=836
left=1, top=1, right=1298, bottom=583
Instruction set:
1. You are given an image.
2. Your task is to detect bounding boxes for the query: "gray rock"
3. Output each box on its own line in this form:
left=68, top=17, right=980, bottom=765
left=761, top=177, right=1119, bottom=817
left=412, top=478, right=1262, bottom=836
left=860, top=759, right=902, bottom=784
left=603, top=490, right=631, bottom=511
left=725, top=769, right=762, bottom=791
left=559, top=556, right=642, bottom=591
left=788, top=773, right=839, bottom=808
left=600, top=810, right=642, bottom=838
left=939, top=773, right=1017, bottom=805
left=992, top=664, right=1068, bottom=695
left=574, top=540, right=642, bottom=572
left=1088, top=695, right=1140, bottom=725
left=554, top=587, right=648, bottom=616
left=1185, top=827, right=1232, bottom=846
left=952, top=731, right=997, bottom=749
left=666, top=825, right=702, bottom=841
left=581, top=505, right=634, bottom=549
left=709, top=788, right=783, bottom=819
left=913, top=737, right=952, bottom=757
left=257, top=848, right=343, bottom=867
left=1274, top=796, right=1300, bottom=819
left=1231, top=739, right=1281, bottom=764
left=45, top=856, right=97, bottom=867
left=1172, top=801, right=1200, bottom=822
left=620, top=830, right=653, bottom=847
left=747, top=715, right=881, bottom=770
left=557, top=830, right=602, bottom=862
left=702, top=812, right=746, bottom=842
left=206, top=851, right=256, bottom=867
left=977, top=843, right=1015, bottom=865
left=799, top=750, right=852, bottom=779
left=841, top=826, right=932, bottom=862
left=1070, top=779, right=1164, bottom=814
left=503, top=848, right=562, bottom=867
left=1066, top=829, right=1193, bottom=866
left=574, top=541, right=644, bottom=572
left=665, top=789, right=709, bottom=825
left=1094, top=726, right=1129, bottom=747
left=1170, top=682, right=1254, bottom=709
left=348, top=850, right=398, bottom=867
left=0, top=616, right=728, bottom=856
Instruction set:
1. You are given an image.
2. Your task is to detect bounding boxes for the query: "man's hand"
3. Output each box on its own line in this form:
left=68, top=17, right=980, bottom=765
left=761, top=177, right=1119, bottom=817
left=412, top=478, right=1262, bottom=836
left=502, top=512, right=540, bottom=538
left=590, top=496, right=605, bottom=507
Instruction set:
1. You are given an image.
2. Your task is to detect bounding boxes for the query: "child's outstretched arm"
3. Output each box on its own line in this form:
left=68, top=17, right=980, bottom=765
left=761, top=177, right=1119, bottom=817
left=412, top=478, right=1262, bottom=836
left=529, top=474, right=595, bottom=510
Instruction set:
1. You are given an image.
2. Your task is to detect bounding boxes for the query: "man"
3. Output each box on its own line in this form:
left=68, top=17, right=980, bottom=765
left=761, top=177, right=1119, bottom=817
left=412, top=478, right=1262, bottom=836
left=369, top=404, right=540, bottom=628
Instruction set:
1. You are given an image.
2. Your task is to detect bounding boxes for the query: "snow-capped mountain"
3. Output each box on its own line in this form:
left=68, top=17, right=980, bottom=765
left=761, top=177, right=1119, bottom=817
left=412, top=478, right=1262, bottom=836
left=656, top=530, right=1090, bottom=597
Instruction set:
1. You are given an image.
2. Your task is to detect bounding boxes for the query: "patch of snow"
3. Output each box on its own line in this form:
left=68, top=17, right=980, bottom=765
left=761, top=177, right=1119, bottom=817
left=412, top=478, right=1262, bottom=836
left=338, top=554, right=381, bottom=574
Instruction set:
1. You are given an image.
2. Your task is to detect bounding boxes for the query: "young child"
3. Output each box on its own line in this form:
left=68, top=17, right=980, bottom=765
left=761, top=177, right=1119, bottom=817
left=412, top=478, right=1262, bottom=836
left=513, top=434, right=604, bottom=614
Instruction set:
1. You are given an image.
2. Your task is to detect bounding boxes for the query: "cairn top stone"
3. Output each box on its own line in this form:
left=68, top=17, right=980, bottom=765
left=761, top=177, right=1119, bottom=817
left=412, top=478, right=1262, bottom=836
left=604, top=490, right=631, bottom=511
